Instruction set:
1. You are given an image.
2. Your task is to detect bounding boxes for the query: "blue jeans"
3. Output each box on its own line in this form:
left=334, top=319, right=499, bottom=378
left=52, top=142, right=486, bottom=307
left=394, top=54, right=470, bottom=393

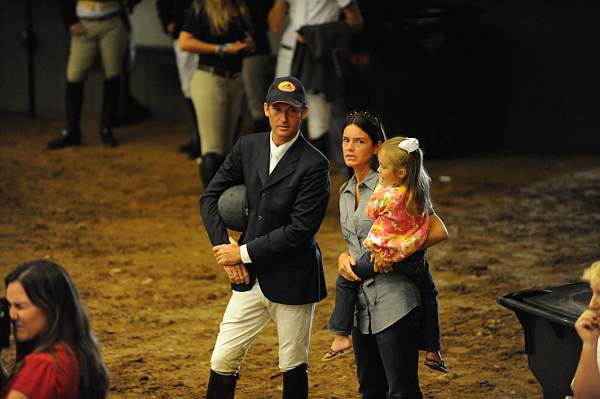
left=353, top=309, right=423, bottom=399
left=328, top=250, right=441, bottom=352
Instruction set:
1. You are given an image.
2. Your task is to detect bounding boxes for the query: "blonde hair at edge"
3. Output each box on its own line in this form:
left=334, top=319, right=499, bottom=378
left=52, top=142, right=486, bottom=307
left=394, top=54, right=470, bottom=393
left=194, top=0, right=249, bottom=35
left=379, top=136, right=432, bottom=215
left=582, top=260, right=600, bottom=282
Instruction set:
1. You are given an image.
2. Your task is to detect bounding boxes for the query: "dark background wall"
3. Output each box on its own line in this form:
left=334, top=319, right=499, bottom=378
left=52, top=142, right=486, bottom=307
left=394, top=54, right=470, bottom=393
left=2, top=0, right=600, bottom=153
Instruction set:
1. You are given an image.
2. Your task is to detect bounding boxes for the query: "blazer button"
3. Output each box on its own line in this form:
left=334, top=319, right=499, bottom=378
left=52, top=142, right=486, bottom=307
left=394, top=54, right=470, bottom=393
left=258, top=215, right=263, bottom=222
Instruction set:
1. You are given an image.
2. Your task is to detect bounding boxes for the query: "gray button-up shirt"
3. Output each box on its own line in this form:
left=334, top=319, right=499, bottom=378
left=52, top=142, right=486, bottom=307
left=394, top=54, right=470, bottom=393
left=339, top=170, right=420, bottom=335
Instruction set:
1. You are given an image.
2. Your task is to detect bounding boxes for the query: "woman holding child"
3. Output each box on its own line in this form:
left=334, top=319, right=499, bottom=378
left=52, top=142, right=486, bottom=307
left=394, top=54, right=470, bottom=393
left=325, top=110, right=449, bottom=398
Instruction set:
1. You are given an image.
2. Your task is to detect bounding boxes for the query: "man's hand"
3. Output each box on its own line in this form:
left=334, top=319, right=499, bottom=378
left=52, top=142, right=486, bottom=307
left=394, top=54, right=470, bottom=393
left=223, top=263, right=250, bottom=284
left=338, top=251, right=359, bottom=281
left=575, top=308, right=600, bottom=344
left=213, top=237, right=242, bottom=266
left=70, top=22, right=86, bottom=36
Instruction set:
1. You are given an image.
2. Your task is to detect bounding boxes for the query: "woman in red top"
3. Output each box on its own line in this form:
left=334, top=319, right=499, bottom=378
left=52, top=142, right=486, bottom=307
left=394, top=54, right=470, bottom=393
left=0, top=260, right=109, bottom=399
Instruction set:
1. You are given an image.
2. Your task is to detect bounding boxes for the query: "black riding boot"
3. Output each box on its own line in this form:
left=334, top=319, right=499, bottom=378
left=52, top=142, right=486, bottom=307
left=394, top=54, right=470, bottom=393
left=178, top=98, right=201, bottom=159
left=100, top=76, right=120, bottom=148
left=200, top=152, right=225, bottom=188
left=206, top=370, right=237, bottom=399
left=282, top=363, right=308, bottom=399
left=113, top=50, right=150, bottom=127
left=47, top=81, right=83, bottom=149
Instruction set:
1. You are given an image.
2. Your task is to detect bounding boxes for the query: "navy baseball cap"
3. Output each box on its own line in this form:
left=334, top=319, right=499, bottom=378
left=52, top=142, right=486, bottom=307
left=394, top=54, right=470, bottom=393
left=265, top=76, right=306, bottom=107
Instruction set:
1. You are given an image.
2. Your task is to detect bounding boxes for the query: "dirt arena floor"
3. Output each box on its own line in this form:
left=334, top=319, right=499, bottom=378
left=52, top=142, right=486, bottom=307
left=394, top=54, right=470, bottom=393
left=1, top=114, right=600, bottom=398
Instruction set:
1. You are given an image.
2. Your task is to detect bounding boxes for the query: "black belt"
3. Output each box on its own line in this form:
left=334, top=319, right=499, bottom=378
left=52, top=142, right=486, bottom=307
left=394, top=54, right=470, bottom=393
left=197, top=64, right=240, bottom=79
left=79, top=10, right=120, bottom=22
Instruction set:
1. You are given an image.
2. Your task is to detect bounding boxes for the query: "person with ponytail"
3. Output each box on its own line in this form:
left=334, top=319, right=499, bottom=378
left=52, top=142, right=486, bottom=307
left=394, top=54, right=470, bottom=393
left=0, top=260, right=109, bottom=399
left=179, top=0, right=255, bottom=187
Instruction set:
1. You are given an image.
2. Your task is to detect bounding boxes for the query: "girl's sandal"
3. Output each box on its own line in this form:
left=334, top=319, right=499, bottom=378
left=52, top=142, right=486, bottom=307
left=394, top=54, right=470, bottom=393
left=424, top=358, right=448, bottom=373
left=321, top=347, right=353, bottom=362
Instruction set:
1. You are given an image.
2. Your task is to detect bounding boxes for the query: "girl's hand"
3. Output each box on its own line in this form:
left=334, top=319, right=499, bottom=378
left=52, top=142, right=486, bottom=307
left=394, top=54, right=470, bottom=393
left=378, top=259, right=393, bottom=273
left=338, top=251, right=360, bottom=282
left=243, top=35, right=256, bottom=53
left=372, top=253, right=392, bottom=273
left=575, top=309, right=600, bottom=344
left=225, top=41, right=248, bottom=54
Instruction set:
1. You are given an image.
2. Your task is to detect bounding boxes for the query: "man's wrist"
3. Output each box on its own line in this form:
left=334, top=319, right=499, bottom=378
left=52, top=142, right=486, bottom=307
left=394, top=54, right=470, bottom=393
left=240, top=244, right=251, bottom=264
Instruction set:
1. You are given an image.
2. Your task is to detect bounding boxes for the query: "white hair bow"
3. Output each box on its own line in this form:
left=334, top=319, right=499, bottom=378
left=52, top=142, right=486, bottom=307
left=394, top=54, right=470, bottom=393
left=398, top=138, right=419, bottom=153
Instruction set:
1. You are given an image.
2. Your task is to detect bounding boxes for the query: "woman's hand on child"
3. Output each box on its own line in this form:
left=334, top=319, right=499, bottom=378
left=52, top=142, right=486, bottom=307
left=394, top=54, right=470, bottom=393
left=338, top=251, right=360, bottom=281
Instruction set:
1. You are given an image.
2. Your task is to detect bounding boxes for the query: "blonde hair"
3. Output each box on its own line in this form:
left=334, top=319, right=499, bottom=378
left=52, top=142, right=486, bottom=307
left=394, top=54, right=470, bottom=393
left=582, top=261, right=600, bottom=282
left=379, top=136, right=432, bottom=215
left=193, top=0, right=250, bottom=35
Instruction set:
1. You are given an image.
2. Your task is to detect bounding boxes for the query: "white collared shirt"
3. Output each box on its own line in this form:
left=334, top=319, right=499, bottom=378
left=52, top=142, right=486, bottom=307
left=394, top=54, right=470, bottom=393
left=240, top=130, right=301, bottom=263
left=269, top=130, right=300, bottom=174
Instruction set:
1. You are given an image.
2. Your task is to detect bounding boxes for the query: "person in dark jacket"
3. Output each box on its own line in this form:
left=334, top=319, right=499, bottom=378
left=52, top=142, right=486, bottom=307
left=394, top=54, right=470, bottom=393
left=199, top=76, right=330, bottom=398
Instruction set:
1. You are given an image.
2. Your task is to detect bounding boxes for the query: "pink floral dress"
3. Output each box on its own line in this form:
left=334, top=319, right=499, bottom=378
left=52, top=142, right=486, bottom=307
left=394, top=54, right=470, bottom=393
left=363, top=184, right=430, bottom=264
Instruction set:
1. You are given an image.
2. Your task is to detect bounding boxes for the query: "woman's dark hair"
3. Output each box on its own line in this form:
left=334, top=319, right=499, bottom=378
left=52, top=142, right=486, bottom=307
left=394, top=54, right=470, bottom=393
left=344, top=110, right=387, bottom=145
left=4, top=260, right=109, bottom=399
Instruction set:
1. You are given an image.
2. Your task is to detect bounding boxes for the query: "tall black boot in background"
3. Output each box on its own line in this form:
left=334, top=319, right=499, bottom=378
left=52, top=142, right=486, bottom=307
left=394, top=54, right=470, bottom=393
left=178, top=98, right=201, bottom=159
left=282, top=363, right=308, bottom=399
left=200, top=152, right=225, bottom=188
left=47, top=81, right=84, bottom=150
left=113, top=43, right=150, bottom=127
left=205, top=370, right=237, bottom=399
left=100, top=76, right=120, bottom=147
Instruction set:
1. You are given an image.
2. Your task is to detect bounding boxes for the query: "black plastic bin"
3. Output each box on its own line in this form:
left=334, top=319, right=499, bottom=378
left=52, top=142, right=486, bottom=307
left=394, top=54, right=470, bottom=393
left=497, top=282, right=591, bottom=399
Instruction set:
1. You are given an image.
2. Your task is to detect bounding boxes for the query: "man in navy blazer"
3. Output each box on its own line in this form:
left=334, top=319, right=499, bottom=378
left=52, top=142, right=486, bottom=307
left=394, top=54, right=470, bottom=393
left=200, top=76, right=330, bottom=399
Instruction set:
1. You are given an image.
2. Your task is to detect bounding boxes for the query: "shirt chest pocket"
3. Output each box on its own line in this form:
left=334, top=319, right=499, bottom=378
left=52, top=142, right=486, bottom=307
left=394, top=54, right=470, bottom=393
left=355, top=214, right=374, bottom=243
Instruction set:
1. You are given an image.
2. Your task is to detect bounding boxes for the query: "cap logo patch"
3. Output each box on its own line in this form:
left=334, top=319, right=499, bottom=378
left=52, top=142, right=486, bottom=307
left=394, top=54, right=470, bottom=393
left=277, top=81, right=296, bottom=92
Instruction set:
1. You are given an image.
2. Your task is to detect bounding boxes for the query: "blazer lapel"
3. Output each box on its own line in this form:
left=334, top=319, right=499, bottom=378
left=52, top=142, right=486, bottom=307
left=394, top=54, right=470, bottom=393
left=261, top=136, right=304, bottom=191
left=256, top=134, right=270, bottom=187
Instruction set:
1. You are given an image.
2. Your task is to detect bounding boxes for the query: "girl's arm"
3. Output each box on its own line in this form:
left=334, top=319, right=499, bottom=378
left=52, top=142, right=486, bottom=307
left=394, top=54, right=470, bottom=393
left=178, top=31, right=247, bottom=55
left=179, top=31, right=221, bottom=54
left=420, top=213, right=449, bottom=250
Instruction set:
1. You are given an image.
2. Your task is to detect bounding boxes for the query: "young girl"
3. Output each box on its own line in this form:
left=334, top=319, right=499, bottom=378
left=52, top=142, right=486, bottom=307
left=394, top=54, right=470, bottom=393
left=323, top=136, right=447, bottom=373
